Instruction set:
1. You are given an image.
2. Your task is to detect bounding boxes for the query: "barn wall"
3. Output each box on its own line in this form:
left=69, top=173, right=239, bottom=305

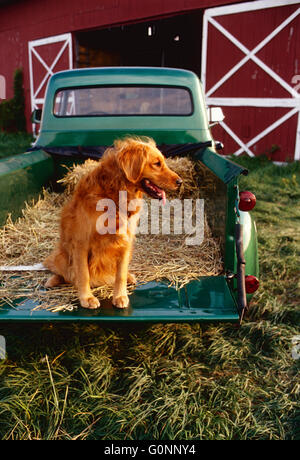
left=0, top=0, right=299, bottom=161
left=203, top=1, right=300, bottom=161
left=0, top=0, right=244, bottom=133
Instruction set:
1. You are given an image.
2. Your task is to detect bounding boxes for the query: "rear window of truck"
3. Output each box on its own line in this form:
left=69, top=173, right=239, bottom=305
left=53, top=86, right=193, bottom=117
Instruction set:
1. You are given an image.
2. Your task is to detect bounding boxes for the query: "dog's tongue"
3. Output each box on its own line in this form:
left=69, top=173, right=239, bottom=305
left=144, top=179, right=166, bottom=205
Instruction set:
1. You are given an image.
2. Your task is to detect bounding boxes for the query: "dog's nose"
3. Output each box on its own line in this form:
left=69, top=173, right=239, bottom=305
left=176, top=178, right=183, bottom=187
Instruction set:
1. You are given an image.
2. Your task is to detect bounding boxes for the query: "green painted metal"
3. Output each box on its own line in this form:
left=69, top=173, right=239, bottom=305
left=224, top=179, right=259, bottom=306
left=0, top=277, right=239, bottom=323
left=240, top=210, right=259, bottom=305
left=225, top=178, right=239, bottom=274
left=194, top=146, right=246, bottom=184
left=240, top=211, right=259, bottom=279
left=0, top=150, right=54, bottom=226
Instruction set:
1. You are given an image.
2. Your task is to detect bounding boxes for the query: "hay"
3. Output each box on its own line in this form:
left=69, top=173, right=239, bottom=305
left=0, top=157, right=224, bottom=312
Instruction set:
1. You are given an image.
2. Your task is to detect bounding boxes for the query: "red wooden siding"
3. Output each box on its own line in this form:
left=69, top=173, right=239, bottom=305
left=0, top=0, right=299, bottom=161
left=0, top=0, right=248, bottom=132
left=203, top=1, right=300, bottom=161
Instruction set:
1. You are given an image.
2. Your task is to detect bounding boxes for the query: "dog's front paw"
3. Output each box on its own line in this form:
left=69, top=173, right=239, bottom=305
left=80, top=295, right=100, bottom=309
left=127, top=272, right=137, bottom=284
left=113, top=295, right=129, bottom=309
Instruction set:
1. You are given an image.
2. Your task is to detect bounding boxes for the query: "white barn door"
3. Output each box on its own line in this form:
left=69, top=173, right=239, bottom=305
left=201, top=0, right=300, bottom=162
left=28, top=33, right=73, bottom=134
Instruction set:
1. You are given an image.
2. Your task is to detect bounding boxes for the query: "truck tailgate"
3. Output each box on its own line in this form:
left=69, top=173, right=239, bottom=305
left=0, top=276, right=239, bottom=323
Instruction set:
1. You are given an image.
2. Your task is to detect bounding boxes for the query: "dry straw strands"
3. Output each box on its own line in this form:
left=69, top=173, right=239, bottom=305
left=0, top=157, right=224, bottom=312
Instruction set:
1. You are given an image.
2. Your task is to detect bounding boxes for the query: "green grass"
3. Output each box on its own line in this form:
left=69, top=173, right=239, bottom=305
left=0, top=132, right=33, bottom=159
left=0, top=155, right=299, bottom=440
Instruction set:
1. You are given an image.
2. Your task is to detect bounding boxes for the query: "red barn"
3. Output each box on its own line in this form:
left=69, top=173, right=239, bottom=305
left=0, top=0, right=299, bottom=162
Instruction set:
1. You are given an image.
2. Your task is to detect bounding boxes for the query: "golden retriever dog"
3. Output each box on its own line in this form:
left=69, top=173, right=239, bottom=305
left=44, top=137, right=182, bottom=309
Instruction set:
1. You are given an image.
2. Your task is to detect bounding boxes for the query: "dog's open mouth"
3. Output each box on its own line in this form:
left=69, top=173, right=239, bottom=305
left=141, top=179, right=166, bottom=205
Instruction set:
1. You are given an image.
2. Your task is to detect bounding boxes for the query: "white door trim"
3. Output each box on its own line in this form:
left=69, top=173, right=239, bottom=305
left=28, top=33, right=73, bottom=134
left=201, top=0, right=300, bottom=159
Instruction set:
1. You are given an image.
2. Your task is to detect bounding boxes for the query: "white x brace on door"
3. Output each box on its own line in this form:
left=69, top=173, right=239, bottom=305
left=28, top=33, right=73, bottom=134
left=201, top=0, right=300, bottom=161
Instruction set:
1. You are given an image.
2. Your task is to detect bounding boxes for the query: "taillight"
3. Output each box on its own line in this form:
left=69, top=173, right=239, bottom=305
left=245, top=275, right=259, bottom=293
left=239, top=191, right=256, bottom=211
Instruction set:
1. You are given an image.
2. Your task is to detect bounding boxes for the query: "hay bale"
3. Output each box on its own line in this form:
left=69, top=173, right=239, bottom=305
left=0, top=157, right=224, bottom=312
left=57, top=159, right=99, bottom=195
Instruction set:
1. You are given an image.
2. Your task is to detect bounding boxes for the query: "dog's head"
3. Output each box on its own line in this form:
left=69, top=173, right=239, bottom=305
left=115, top=137, right=182, bottom=203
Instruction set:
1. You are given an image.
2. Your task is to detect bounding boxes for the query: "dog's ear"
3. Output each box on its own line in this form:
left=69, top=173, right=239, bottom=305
left=117, top=143, right=148, bottom=183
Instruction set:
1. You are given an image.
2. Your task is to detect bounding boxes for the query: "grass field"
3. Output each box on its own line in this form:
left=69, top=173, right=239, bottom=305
left=0, top=132, right=33, bottom=159
left=0, top=149, right=299, bottom=440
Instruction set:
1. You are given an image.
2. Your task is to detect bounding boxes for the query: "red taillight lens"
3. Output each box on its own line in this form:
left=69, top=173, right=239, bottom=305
left=239, top=191, right=256, bottom=211
left=245, top=275, right=259, bottom=293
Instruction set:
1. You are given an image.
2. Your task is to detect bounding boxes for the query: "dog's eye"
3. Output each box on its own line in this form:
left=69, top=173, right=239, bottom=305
left=153, top=160, right=161, bottom=167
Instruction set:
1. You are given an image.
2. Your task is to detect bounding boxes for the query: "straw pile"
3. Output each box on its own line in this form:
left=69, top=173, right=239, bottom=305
left=0, top=157, right=224, bottom=312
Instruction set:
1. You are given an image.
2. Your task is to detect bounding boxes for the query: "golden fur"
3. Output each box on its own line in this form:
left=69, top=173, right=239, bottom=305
left=44, top=137, right=182, bottom=309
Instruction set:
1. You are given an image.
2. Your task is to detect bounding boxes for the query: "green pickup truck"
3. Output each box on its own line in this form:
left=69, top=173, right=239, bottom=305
left=0, top=67, right=259, bottom=323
